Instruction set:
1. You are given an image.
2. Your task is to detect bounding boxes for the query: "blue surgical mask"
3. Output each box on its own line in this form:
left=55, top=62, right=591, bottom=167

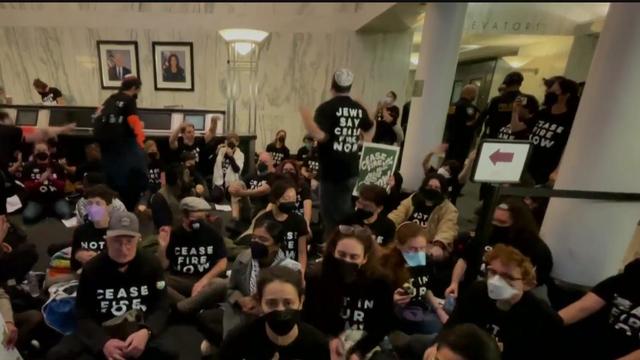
left=402, top=251, right=427, bottom=267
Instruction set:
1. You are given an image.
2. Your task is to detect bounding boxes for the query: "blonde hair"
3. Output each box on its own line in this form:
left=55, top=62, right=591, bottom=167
left=484, top=244, right=537, bottom=287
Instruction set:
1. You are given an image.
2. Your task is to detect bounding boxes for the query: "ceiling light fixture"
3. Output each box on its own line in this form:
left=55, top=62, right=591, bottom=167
left=502, top=55, right=534, bottom=68
left=219, top=28, right=269, bottom=56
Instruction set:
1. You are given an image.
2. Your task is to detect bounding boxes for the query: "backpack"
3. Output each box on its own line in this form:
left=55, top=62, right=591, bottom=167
left=93, top=93, right=134, bottom=144
left=42, top=280, right=78, bottom=335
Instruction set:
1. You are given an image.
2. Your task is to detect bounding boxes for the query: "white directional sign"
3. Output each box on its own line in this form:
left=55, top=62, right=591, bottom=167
left=472, top=140, right=532, bottom=184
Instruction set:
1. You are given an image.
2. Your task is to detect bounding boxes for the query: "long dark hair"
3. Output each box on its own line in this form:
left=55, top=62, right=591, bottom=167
left=257, top=266, right=304, bottom=301
left=498, top=197, right=542, bottom=240
left=167, top=54, right=183, bottom=71
left=277, top=159, right=304, bottom=189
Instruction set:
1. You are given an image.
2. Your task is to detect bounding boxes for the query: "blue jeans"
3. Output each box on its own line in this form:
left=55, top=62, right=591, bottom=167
left=23, top=199, right=72, bottom=224
left=319, top=177, right=358, bottom=239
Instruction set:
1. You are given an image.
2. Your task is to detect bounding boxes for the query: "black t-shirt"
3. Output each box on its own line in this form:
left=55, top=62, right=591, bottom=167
left=75, top=160, right=104, bottom=182
left=294, top=182, right=311, bottom=217
left=496, top=116, right=536, bottom=141
left=220, top=316, right=330, bottom=360
left=71, top=222, right=107, bottom=270
left=480, top=91, right=538, bottom=140
left=94, top=92, right=137, bottom=144
left=147, top=158, right=165, bottom=193
left=447, top=281, right=563, bottom=360
left=341, top=212, right=396, bottom=247
left=39, top=87, right=63, bottom=104
left=444, top=99, right=480, bottom=163
left=591, top=270, right=640, bottom=359
left=255, top=211, right=308, bottom=261
left=527, top=109, right=576, bottom=184
left=296, top=146, right=311, bottom=162
left=314, top=96, right=373, bottom=181
left=266, top=143, right=290, bottom=167
left=76, top=252, right=167, bottom=325
left=372, top=120, right=397, bottom=145
left=406, top=265, right=433, bottom=307
left=462, top=231, right=553, bottom=287
left=242, top=171, right=277, bottom=213
left=166, top=223, right=227, bottom=276
left=0, top=124, right=23, bottom=169
left=408, top=194, right=437, bottom=228
left=175, top=137, right=205, bottom=165
left=302, top=152, right=320, bottom=179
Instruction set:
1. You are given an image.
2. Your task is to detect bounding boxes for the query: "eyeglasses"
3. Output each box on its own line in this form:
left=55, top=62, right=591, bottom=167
left=338, top=224, right=373, bottom=238
left=485, top=267, right=523, bottom=282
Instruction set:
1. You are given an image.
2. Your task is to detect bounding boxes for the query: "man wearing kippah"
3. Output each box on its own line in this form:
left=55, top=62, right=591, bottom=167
left=299, top=69, right=375, bottom=238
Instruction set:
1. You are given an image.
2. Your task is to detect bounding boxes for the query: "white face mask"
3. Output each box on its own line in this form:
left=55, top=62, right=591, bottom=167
left=437, top=167, right=451, bottom=179
left=487, top=275, right=519, bottom=301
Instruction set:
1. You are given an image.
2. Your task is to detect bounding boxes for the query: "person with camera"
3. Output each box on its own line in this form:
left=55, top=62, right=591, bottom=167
left=47, top=211, right=177, bottom=360
left=212, top=133, right=244, bottom=204
left=156, top=197, right=228, bottom=315
left=443, top=84, right=479, bottom=165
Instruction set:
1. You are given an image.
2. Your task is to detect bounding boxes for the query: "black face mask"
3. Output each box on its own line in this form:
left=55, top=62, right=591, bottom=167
left=132, top=93, right=139, bottom=100
left=227, top=141, right=236, bottom=150
left=257, top=162, right=268, bottom=174
left=277, top=136, right=285, bottom=143
left=264, top=309, right=300, bottom=336
left=333, top=257, right=360, bottom=284
left=148, top=152, right=159, bottom=160
left=543, top=92, right=559, bottom=107
left=278, top=202, right=297, bottom=214
left=623, top=258, right=640, bottom=279
left=490, top=225, right=512, bottom=244
left=354, top=208, right=374, bottom=222
left=284, top=171, right=298, bottom=181
left=250, top=241, right=270, bottom=260
left=419, top=188, right=444, bottom=207
left=35, top=152, right=49, bottom=162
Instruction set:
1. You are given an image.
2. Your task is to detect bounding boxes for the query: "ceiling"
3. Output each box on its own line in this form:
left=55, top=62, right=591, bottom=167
left=407, top=3, right=610, bottom=66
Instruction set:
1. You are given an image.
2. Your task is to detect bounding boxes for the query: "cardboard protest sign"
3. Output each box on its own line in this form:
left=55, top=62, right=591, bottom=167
left=353, top=142, right=400, bottom=196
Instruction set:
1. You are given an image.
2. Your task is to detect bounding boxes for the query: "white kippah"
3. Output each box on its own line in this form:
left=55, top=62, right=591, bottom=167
left=334, top=68, right=354, bottom=87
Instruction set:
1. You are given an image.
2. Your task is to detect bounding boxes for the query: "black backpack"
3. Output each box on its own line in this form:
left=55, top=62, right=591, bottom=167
left=93, top=93, right=135, bottom=144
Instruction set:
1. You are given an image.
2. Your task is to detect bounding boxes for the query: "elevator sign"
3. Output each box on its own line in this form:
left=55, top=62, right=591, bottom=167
left=472, top=140, right=532, bottom=184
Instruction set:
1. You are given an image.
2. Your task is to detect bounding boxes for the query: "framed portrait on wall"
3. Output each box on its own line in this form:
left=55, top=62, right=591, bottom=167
left=152, top=42, right=194, bottom=91
left=97, top=41, right=140, bottom=89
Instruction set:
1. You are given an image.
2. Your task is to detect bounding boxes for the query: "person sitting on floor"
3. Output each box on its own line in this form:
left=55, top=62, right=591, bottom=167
left=156, top=197, right=228, bottom=315
left=220, top=266, right=329, bottom=359
left=47, top=211, right=178, bottom=360
left=75, top=172, right=127, bottom=225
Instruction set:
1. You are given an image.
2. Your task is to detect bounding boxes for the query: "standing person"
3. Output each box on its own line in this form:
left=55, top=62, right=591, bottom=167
left=477, top=72, right=537, bottom=141
left=303, top=225, right=394, bottom=360
left=559, top=258, right=640, bottom=360
left=0, top=112, right=73, bottom=222
left=255, top=179, right=310, bottom=272
left=93, top=76, right=148, bottom=211
left=527, top=77, right=580, bottom=185
left=341, top=184, right=396, bottom=247
left=156, top=197, right=228, bottom=314
left=299, top=68, right=375, bottom=236
left=443, top=84, right=480, bottom=164
left=266, top=130, right=290, bottom=167
left=21, top=141, right=72, bottom=224
left=32, top=78, right=65, bottom=105
left=169, top=119, right=219, bottom=174
left=429, top=245, right=562, bottom=360
left=373, top=90, right=403, bottom=146
left=212, top=133, right=244, bottom=203
left=46, top=212, right=178, bottom=360
left=219, top=266, right=330, bottom=360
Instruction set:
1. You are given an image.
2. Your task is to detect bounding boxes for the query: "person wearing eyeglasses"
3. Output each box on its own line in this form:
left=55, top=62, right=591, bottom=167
left=445, top=198, right=553, bottom=302
left=220, top=266, right=329, bottom=360
left=303, top=225, right=394, bottom=360
left=425, top=244, right=562, bottom=360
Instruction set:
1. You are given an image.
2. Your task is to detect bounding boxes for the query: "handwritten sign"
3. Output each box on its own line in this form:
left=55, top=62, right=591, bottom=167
left=353, top=142, right=400, bottom=196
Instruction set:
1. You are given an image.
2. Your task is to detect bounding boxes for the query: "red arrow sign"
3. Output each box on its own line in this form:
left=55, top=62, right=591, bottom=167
left=489, top=149, right=514, bottom=165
